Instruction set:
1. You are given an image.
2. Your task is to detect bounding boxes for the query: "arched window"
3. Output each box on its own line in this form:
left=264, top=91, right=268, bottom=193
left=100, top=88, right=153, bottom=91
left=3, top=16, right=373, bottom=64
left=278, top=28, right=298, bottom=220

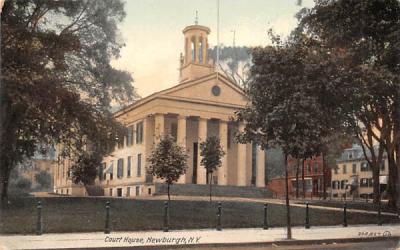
left=199, top=37, right=204, bottom=63
left=191, top=37, right=196, bottom=61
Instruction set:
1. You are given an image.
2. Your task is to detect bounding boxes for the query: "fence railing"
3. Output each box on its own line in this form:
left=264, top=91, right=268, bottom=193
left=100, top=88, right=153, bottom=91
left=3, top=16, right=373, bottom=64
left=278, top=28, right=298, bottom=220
left=31, top=199, right=386, bottom=235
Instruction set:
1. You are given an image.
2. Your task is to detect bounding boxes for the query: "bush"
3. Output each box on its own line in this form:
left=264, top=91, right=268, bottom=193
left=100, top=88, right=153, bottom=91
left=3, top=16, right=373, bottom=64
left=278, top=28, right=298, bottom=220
left=35, top=170, right=52, bottom=189
left=15, top=178, right=32, bottom=190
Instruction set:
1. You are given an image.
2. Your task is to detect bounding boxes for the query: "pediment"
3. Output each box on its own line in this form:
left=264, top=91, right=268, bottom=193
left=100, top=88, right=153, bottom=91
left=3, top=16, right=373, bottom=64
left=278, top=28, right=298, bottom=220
left=161, top=73, right=248, bottom=107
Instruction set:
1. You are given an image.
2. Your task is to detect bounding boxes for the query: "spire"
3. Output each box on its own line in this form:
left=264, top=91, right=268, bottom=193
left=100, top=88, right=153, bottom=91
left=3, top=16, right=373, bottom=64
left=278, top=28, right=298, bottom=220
left=195, top=10, right=198, bottom=25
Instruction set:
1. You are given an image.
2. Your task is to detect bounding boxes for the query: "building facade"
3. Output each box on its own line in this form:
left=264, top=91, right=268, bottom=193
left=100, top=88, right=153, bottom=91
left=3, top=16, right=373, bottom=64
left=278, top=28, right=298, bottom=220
left=53, top=23, right=266, bottom=197
left=331, top=144, right=388, bottom=200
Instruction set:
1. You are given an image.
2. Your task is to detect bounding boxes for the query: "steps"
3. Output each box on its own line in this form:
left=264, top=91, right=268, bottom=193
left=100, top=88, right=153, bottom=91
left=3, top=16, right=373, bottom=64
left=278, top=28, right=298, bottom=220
left=85, top=185, right=104, bottom=196
left=154, top=183, right=273, bottom=198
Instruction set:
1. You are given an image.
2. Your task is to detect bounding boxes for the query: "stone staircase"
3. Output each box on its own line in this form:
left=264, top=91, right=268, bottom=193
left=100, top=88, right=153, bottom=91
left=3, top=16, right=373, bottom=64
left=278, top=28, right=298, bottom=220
left=154, top=183, right=273, bottom=198
left=85, top=185, right=104, bottom=196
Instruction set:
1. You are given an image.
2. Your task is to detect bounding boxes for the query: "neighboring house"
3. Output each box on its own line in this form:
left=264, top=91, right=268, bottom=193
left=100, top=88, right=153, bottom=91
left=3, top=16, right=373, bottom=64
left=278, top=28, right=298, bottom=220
left=331, top=144, right=388, bottom=200
left=268, top=156, right=329, bottom=198
left=20, top=146, right=56, bottom=189
left=53, top=22, right=267, bottom=197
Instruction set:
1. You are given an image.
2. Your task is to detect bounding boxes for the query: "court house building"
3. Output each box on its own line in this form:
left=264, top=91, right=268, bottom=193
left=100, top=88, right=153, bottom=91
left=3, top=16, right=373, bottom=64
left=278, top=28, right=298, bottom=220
left=54, top=23, right=267, bottom=197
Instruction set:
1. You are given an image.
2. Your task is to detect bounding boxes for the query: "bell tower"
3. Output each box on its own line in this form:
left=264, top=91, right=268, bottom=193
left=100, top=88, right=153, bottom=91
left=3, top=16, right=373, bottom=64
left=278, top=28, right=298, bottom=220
left=179, top=18, right=214, bottom=82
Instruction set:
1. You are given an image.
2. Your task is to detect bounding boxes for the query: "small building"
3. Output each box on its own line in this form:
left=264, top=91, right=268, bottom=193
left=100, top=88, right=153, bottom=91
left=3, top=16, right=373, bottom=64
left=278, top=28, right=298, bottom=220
left=20, top=146, right=56, bottom=190
left=53, top=22, right=267, bottom=197
left=331, top=144, right=388, bottom=200
left=267, top=156, right=329, bottom=198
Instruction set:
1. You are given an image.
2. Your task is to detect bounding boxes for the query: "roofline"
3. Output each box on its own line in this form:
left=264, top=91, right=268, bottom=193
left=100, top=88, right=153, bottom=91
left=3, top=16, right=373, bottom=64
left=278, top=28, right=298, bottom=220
left=183, top=25, right=211, bottom=34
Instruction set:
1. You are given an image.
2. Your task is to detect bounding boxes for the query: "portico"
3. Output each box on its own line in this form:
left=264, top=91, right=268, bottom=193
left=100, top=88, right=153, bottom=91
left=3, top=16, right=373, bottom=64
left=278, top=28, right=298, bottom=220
left=143, top=112, right=264, bottom=187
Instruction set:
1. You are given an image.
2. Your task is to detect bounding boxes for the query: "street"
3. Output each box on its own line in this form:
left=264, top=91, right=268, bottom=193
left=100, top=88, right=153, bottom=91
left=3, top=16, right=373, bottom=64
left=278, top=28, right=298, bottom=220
left=153, top=239, right=400, bottom=250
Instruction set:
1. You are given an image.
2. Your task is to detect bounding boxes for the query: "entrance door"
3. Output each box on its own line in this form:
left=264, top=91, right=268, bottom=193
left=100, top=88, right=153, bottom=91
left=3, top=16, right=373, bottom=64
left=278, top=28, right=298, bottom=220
left=192, top=142, right=198, bottom=184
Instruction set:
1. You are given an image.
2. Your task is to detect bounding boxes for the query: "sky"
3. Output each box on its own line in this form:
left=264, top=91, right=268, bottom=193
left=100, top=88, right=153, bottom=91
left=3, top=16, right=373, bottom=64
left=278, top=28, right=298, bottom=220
left=112, top=0, right=315, bottom=98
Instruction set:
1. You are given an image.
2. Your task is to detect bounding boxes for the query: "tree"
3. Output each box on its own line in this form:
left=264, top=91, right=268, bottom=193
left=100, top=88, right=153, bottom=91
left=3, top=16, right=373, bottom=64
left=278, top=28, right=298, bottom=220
left=147, top=135, right=188, bottom=202
left=235, top=26, right=350, bottom=238
left=200, top=136, right=225, bottom=202
left=15, top=178, right=32, bottom=191
left=0, top=0, right=137, bottom=201
left=70, top=151, right=100, bottom=186
left=35, top=170, right=52, bottom=189
left=297, top=0, right=400, bottom=207
left=208, top=46, right=252, bottom=88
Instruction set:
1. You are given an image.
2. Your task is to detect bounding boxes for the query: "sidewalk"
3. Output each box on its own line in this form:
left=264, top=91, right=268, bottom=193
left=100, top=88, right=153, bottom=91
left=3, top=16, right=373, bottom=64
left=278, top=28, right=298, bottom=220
left=1, top=224, right=399, bottom=249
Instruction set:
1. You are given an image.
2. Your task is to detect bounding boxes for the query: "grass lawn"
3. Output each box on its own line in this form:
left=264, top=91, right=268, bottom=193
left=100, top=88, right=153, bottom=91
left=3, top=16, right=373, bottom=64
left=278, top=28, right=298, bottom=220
left=0, top=197, right=398, bottom=234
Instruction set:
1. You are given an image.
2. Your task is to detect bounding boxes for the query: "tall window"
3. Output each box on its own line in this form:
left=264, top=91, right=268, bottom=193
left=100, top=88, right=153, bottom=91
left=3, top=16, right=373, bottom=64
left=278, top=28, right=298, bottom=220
left=199, top=38, right=203, bottom=63
left=136, top=122, right=143, bottom=144
left=227, top=126, right=232, bottom=149
left=361, top=162, right=370, bottom=172
left=117, top=136, right=125, bottom=149
left=352, top=164, right=357, bottom=174
left=171, top=123, right=178, bottom=141
left=127, top=125, right=134, bottom=146
left=334, top=165, right=338, bottom=174
left=137, top=154, right=142, bottom=177
left=99, top=163, right=105, bottom=180
left=380, top=160, right=385, bottom=170
left=191, top=38, right=196, bottom=61
left=117, top=158, right=124, bottom=179
left=368, top=178, right=373, bottom=187
left=127, top=156, right=132, bottom=177
left=313, top=163, right=319, bottom=173
left=340, top=180, right=346, bottom=189
left=109, top=161, right=114, bottom=180
left=360, top=178, right=368, bottom=187
left=307, top=164, right=311, bottom=174
left=348, top=152, right=353, bottom=159
left=342, top=164, right=347, bottom=174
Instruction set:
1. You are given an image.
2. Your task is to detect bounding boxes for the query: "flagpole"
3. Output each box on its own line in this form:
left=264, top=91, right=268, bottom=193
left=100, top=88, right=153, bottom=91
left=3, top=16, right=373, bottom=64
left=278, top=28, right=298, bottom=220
left=216, top=0, right=220, bottom=77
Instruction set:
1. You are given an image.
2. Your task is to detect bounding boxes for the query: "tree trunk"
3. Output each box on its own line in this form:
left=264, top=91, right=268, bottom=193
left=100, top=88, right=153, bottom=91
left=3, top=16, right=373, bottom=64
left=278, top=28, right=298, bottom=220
left=0, top=164, right=11, bottom=204
left=322, top=153, right=327, bottom=200
left=0, top=179, right=9, bottom=203
left=396, top=86, right=400, bottom=209
left=284, top=154, right=292, bottom=240
left=387, top=151, right=398, bottom=209
left=209, top=172, right=212, bottom=203
left=167, top=183, right=170, bottom=203
left=295, top=159, right=299, bottom=199
left=397, top=140, right=400, bottom=208
left=372, top=165, right=380, bottom=204
left=302, top=159, right=305, bottom=199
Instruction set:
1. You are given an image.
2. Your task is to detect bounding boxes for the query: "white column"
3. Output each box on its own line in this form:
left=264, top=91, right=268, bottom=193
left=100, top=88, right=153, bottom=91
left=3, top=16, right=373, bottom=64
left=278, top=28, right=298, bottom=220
left=185, top=37, right=189, bottom=64
left=218, top=120, right=228, bottom=185
left=177, top=115, right=187, bottom=184
left=256, top=145, right=265, bottom=187
left=153, top=114, right=165, bottom=184
left=141, top=117, right=148, bottom=182
left=197, top=117, right=207, bottom=184
left=237, top=123, right=247, bottom=186
left=154, top=113, right=165, bottom=143
left=203, top=38, right=208, bottom=64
